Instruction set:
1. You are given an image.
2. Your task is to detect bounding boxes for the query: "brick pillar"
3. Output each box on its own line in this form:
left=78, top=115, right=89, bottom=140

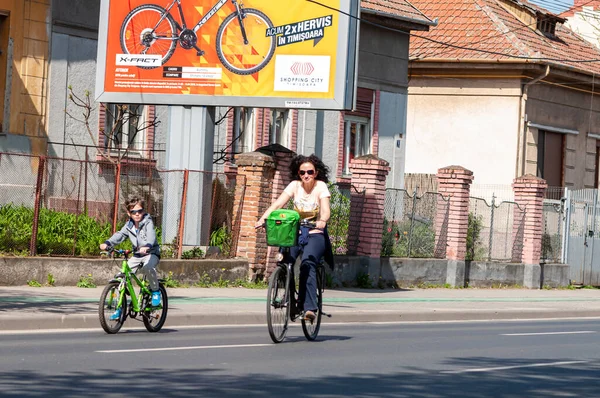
left=348, top=155, right=390, bottom=257
left=512, top=175, right=548, bottom=265
left=231, top=152, right=275, bottom=279
left=434, top=166, right=473, bottom=260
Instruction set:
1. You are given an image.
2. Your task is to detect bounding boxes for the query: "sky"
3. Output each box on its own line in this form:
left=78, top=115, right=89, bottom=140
left=527, top=0, right=574, bottom=14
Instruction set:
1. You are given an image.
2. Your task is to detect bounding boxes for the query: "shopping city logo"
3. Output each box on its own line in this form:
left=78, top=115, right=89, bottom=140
left=290, top=62, right=315, bottom=76
left=274, top=55, right=330, bottom=93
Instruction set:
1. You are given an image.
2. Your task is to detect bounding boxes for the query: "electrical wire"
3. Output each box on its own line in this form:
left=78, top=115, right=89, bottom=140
left=306, top=0, right=600, bottom=64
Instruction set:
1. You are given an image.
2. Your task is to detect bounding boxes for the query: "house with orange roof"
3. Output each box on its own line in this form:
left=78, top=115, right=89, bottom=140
left=405, top=0, right=600, bottom=191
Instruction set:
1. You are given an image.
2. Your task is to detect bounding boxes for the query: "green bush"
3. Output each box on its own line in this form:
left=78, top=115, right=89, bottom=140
left=0, top=204, right=34, bottom=253
left=181, top=247, right=204, bottom=259
left=328, top=184, right=350, bottom=255
left=356, top=271, right=371, bottom=288
left=381, top=218, right=435, bottom=258
left=209, top=225, right=231, bottom=256
left=466, top=213, right=486, bottom=261
left=0, top=204, right=166, bottom=256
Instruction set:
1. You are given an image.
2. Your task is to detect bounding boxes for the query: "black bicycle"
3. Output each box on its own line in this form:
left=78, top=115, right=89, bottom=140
left=120, top=0, right=275, bottom=75
left=266, top=221, right=330, bottom=343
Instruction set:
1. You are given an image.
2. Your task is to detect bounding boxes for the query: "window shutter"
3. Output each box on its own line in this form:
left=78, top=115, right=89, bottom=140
left=346, top=88, right=374, bottom=118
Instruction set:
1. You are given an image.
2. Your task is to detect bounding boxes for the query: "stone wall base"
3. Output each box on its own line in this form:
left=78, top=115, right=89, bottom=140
left=0, top=257, right=248, bottom=286
left=332, top=257, right=569, bottom=289
left=0, top=257, right=570, bottom=288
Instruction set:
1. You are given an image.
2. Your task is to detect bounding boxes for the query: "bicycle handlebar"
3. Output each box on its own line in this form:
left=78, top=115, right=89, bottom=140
left=101, top=248, right=140, bottom=258
left=255, top=220, right=322, bottom=231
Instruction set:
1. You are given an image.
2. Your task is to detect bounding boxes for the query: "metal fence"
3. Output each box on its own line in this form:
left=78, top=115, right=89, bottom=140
left=0, top=152, right=244, bottom=258
left=468, top=196, right=525, bottom=262
left=382, top=189, right=448, bottom=258
left=541, top=200, right=564, bottom=264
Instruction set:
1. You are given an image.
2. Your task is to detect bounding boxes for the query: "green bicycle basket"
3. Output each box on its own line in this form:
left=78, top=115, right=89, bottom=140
left=265, top=209, right=300, bottom=247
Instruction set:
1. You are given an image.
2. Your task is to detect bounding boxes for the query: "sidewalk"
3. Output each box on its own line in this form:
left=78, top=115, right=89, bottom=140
left=1, top=286, right=600, bottom=331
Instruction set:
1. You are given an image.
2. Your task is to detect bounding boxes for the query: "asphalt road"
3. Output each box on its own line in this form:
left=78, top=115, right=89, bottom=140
left=1, top=319, right=600, bottom=397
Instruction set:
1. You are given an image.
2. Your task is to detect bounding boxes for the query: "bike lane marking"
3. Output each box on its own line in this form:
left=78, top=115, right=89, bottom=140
left=96, top=343, right=272, bottom=354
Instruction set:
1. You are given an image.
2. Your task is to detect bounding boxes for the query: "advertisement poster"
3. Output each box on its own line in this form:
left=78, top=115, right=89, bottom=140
left=96, top=0, right=357, bottom=109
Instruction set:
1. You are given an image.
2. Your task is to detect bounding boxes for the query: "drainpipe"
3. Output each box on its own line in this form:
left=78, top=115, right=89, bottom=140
left=516, top=65, right=550, bottom=177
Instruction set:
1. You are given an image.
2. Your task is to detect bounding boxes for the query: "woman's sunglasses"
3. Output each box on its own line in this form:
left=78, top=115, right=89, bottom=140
left=299, top=170, right=315, bottom=176
left=130, top=209, right=144, bottom=215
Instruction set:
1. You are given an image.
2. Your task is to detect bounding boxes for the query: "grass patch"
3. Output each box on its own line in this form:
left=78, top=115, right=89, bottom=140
left=76, top=274, right=96, bottom=288
left=27, top=279, right=42, bottom=287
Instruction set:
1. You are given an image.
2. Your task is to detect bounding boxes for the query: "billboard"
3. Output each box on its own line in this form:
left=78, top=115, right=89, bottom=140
left=95, top=0, right=359, bottom=110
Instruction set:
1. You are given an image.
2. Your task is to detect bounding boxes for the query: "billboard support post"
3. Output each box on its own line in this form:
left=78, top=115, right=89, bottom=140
left=162, top=106, right=215, bottom=249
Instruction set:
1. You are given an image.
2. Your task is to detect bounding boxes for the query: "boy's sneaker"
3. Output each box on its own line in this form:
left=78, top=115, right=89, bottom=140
left=109, top=308, right=122, bottom=320
left=151, top=290, right=162, bottom=307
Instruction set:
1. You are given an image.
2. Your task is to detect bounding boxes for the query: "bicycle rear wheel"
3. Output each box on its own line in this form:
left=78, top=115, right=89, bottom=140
left=120, top=4, right=178, bottom=69
left=99, top=281, right=127, bottom=334
left=267, top=266, right=290, bottom=343
left=143, top=284, right=168, bottom=332
left=302, top=266, right=324, bottom=341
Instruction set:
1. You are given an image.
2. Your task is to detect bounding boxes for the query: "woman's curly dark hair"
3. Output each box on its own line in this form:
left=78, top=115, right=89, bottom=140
left=290, top=154, right=330, bottom=183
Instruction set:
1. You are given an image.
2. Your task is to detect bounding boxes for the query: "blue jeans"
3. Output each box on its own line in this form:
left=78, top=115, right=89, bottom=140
left=287, top=233, right=325, bottom=312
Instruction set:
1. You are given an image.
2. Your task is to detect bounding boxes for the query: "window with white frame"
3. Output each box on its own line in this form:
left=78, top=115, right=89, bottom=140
left=269, top=109, right=291, bottom=148
left=342, top=115, right=372, bottom=175
left=104, top=104, right=148, bottom=154
left=232, top=107, right=255, bottom=157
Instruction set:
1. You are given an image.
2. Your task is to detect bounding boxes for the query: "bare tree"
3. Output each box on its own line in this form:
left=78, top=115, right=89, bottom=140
left=65, top=86, right=160, bottom=164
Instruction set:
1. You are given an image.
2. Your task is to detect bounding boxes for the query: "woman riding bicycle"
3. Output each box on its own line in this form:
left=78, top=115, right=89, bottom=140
left=256, top=154, right=334, bottom=322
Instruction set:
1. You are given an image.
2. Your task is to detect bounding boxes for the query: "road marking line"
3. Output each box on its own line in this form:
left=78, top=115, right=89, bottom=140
left=3, top=317, right=600, bottom=335
left=501, top=331, right=596, bottom=336
left=96, top=343, right=271, bottom=354
left=441, top=361, right=588, bottom=374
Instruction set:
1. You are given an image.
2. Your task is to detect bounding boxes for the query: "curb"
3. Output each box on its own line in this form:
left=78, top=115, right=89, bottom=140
left=3, top=309, right=600, bottom=332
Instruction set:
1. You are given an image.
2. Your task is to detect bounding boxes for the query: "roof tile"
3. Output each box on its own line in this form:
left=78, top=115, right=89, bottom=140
left=408, top=0, right=600, bottom=74
left=361, top=0, right=434, bottom=25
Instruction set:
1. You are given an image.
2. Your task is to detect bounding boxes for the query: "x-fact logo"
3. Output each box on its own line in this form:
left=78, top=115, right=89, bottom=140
left=290, top=62, right=314, bottom=75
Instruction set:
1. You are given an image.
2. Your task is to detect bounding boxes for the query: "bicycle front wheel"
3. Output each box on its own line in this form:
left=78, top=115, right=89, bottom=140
left=302, top=266, right=324, bottom=341
left=267, top=266, right=290, bottom=343
left=99, top=281, right=127, bottom=334
left=216, top=8, right=275, bottom=75
left=143, top=284, right=168, bottom=332
left=120, top=4, right=178, bottom=69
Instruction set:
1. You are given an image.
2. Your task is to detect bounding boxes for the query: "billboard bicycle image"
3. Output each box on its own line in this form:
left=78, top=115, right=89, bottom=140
left=120, top=0, right=275, bottom=75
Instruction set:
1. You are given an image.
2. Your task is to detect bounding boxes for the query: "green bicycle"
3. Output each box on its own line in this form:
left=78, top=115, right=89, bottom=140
left=98, top=249, right=168, bottom=334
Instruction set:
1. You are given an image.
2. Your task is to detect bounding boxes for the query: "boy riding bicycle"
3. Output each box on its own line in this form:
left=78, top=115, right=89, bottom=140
left=100, top=197, right=161, bottom=319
